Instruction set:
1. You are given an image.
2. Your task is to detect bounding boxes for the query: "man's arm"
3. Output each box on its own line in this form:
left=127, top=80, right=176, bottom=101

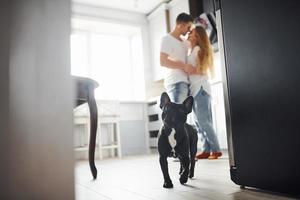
left=160, top=52, right=196, bottom=74
left=160, top=52, right=184, bottom=69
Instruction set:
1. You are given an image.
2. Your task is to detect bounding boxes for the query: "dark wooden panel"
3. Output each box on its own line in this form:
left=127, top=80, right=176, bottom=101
left=220, top=0, right=300, bottom=194
left=0, top=1, right=10, bottom=199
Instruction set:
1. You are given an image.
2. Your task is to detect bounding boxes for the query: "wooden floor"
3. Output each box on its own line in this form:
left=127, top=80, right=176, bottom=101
left=75, top=153, right=298, bottom=200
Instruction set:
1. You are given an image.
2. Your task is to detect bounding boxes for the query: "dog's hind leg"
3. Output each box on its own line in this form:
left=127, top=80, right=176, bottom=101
left=179, top=155, right=190, bottom=184
left=159, top=156, right=173, bottom=188
left=179, top=163, right=183, bottom=175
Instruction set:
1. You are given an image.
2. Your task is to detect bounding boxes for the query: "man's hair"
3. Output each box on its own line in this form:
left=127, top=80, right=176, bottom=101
left=176, top=13, right=193, bottom=24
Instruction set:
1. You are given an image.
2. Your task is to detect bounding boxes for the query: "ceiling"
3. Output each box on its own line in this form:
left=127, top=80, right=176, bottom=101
left=72, top=0, right=169, bottom=14
left=72, top=18, right=141, bottom=36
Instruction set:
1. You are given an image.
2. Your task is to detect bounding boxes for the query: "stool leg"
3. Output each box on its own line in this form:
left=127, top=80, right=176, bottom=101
left=116, top=121, right=122, bottom=158
left=110, top=124, right=115, bottom=157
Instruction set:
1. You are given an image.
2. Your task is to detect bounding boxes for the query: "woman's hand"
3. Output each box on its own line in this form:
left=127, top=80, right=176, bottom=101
left=183, top=64, right=196, bottom=74
left=187, top=66, right=206, bottom=75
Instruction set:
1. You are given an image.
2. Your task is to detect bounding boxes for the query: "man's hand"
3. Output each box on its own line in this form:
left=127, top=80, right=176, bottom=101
left=183, top=64, right=196, bottom=75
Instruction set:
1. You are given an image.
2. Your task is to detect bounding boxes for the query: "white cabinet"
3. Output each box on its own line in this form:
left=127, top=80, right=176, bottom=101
left=147, top=3, right=170, bottom=81
left=112, top=102, right=150, bottom=156
left=147, top=97, right=162, bottom=148
left=168, top=0, right=190, bottom=31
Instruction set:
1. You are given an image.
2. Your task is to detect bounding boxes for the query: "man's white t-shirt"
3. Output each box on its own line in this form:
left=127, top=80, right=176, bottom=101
left=160, top=34, right=189, bottom=87
left=187, top=45, right=211, bottom=97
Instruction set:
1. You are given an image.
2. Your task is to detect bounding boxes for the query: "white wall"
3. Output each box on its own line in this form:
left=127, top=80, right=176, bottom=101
left=1, top=0, right=74, bottom=199
left=147, top=3, right=169, bottom=82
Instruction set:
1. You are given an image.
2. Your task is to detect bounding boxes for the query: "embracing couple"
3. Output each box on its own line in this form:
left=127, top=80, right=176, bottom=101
left=160, top=12, right=222, bottom=160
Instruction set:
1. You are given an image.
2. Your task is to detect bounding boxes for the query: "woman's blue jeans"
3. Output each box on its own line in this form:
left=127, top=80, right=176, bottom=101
left=193, top=88, right=221, bottom=153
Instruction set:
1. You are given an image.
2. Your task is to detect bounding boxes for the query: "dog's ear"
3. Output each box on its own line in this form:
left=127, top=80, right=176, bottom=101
left=160, top=92, right=170, bottom=109
left=183, top=96, right=194, bottom=114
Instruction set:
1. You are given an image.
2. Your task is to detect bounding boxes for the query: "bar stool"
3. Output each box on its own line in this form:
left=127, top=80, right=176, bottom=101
left=97, top=100, right=122, bottom=159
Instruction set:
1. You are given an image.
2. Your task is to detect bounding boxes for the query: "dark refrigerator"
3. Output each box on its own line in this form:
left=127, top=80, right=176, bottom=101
left=194, top=0, right=300, bottom=195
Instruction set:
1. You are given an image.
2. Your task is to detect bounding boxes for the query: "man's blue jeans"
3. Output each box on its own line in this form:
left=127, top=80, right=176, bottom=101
left=165, top=82, right=189, bottom=103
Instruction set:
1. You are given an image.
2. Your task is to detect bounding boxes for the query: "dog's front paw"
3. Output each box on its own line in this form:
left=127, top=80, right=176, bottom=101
left=163, top=181, right=173, bottom=188
left=189, top=172, right=194, bottom=178
left=179, top=175, right=188, bottom=184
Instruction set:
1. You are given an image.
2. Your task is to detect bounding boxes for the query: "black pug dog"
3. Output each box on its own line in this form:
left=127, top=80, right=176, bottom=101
left=158, top=92, right=198, bottom=188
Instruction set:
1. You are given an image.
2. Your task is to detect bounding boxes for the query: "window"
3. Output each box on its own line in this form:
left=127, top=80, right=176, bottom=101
left=71, top=31, right=89, bottom=77
left=71, top=18, right=145, bottom=101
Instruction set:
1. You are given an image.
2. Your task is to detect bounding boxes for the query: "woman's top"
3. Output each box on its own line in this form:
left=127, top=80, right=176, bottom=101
left=187, top=45, right=211, bottom=97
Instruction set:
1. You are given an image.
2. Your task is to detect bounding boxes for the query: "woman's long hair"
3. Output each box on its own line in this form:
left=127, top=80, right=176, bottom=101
left=194, top=26, right=215, bottom=78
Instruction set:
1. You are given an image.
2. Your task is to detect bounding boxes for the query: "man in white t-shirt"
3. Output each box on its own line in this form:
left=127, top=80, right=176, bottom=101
left=160, top=13, right=195, bottom=103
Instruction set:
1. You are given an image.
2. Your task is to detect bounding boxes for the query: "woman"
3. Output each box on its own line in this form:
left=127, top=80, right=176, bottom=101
left=187, top=26, right=222, bottom=159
